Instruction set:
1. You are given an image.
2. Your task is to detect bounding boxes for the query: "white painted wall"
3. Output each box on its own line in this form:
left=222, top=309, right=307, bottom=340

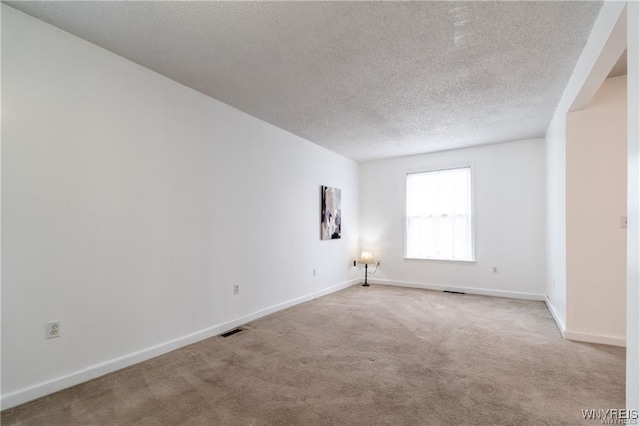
left=626, top=0, right=640, bottom=412
left=0, top=2, right=4, bottom=410
left=545, top=115, right=568, bottom=331
left=544, top=1, right=626, bottom=338
left=360, top=139, right=545, bottom=299
left=1, top=5, right=359, bottom=408
left=566, top=75, right=627, bottom=346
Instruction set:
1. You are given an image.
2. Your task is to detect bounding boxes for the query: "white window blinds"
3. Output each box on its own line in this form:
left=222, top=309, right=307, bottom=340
left=406, top=166, right=474, bottom=261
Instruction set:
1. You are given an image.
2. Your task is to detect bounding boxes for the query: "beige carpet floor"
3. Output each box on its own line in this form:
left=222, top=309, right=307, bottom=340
left=1, top=285, right=625, bottom=425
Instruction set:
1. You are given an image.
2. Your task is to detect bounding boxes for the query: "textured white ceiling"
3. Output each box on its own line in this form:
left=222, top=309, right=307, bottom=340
left=608, top=49, right=627, bottom=79
left=5, top=1, right=603, bottom=161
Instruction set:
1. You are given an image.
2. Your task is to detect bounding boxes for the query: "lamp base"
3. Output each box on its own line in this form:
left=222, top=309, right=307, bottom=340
left=362, top=263, right=370, bottom=287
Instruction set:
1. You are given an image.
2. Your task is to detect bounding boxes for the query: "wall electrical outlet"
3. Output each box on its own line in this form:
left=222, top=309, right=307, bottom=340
left=312, top=269, right=317, bottom=277
left=45, top=321, right=60, bottom=339
left=493, top=267, right=498, bottom=274
left=233, top=284, right=239, bottom=295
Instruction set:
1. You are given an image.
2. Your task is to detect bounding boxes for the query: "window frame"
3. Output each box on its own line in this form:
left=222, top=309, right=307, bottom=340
left=404, top=163, right=476, bottom=262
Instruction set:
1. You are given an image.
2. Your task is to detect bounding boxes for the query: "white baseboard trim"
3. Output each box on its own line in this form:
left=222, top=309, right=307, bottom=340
left=564, top=330, right=626, bottom=347
left=1, top=278, right=359, bottom=410
left=544, top=296, right=566, bottom=337
left=368, top=278, right=545, bottom=301
left=543, top=297, right=625, bottom=347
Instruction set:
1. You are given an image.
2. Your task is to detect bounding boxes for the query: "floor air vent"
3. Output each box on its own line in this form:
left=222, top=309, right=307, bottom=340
left=443, top=290, right=466, bottom=295
left=220, top=328, right=244, bottom=338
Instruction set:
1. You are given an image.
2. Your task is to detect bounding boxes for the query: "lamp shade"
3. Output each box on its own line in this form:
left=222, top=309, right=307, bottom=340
left=358, top=251, right=376, bottom=264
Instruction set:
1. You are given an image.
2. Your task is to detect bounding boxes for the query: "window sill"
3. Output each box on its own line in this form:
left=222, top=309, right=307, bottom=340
left=404, top=257, right=476, bottom=263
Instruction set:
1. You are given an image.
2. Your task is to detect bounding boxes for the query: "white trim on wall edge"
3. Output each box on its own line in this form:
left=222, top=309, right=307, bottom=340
left=0, top=278, right=359, bottom=410
left=368, top=278, right=545, bottom=301
left=545, top=295, right=566, bottom=337
left=564, top=330, right=626, bottom=347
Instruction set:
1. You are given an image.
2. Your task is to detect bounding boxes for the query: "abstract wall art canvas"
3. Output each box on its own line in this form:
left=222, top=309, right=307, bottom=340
left=321, top=186, right=342, bottom=240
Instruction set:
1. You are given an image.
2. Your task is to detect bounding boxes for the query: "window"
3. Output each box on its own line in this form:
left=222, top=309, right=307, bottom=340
left=405, top=166, right=474, bottom=261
